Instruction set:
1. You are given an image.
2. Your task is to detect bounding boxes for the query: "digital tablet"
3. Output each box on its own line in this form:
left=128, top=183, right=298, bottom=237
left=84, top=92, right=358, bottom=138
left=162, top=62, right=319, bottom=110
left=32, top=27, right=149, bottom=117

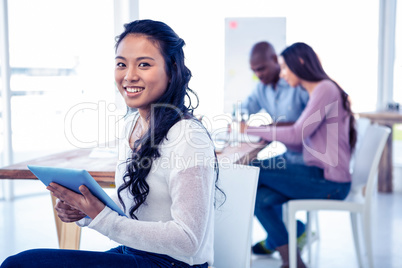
left=28, top=165, right=127, bottom=217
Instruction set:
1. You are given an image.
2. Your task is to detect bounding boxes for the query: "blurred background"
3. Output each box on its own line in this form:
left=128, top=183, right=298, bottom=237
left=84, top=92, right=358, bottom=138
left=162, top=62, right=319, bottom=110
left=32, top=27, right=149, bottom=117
left=1, top=0, right=401, bottom=167
left=1, top=1, right=402, bottom=267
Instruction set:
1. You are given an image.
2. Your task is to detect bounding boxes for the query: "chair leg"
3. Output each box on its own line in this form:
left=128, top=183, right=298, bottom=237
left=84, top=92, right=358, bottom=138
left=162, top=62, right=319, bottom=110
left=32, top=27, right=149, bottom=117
left=350, top=212, right=363, bottom=268
left=313, top=210, right=320, bottom=242
left=306, top=211, right=312, bottom=263
left=304, top=210, right=321, bottom=264
left=288, top=207, right=298, bottom=268
left=282, top=203, right=289, bottom=228
left=362, top=211, right=374, bottom=268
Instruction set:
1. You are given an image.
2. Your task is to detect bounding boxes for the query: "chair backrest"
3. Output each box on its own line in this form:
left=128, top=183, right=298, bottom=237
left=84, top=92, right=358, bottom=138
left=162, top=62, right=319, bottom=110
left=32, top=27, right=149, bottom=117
left=213, top=164, right=260, bottom=268
left=349, top=124, right=390, bottom=201
left=349, top=117, right=372, bottom=172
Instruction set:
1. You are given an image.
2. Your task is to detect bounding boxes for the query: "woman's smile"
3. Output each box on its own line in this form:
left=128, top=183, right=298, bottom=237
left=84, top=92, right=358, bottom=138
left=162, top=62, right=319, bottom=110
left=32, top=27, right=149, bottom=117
left=125, top=86, right=145, bottom=93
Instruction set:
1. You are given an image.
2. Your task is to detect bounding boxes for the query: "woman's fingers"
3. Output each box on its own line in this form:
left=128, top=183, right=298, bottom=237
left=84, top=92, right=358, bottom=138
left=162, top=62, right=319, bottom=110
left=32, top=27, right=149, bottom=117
left=57, top=213, right=86, bottom=223
left=47, top=183, right=81, bottom=208
left=47, top=185, right=89, bottom=222
left=55, top=200, right=84, bottom=215
left=47, top=183, right=105, bottom=219
left=47, top=183, right=73, bottom=201
left=55, top=199, right=72, bottom=209
left=78, top=185, right=106, bottom=219
left=54, top=199, right=86, bottom=222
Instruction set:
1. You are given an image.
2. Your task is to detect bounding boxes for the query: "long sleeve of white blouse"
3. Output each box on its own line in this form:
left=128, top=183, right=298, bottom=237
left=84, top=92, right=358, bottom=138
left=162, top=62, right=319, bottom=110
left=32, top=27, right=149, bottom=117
left=77, top=117, right=216, bottom=265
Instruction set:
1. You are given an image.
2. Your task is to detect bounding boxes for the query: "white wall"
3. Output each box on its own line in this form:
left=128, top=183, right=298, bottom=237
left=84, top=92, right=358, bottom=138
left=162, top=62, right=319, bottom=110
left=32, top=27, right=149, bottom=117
left=224, top=17, right=286, bottom=113
left=139, top=0, right=379, bottom=116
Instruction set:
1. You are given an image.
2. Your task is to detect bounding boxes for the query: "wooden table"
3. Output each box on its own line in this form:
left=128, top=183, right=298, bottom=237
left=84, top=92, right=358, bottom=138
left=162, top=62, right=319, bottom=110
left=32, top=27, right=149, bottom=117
left=0, top=148, right=117, bottom=188
left=0, top=140, right=267, bottom=250
left=0, top=148, right=118, bottom=249
left=358, top=110, right=402, bottom=193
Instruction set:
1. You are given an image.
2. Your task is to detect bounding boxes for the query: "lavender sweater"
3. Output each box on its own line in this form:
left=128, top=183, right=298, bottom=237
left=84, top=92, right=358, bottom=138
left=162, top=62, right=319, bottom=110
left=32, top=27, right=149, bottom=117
left=248, top=80, right=352, bottom=183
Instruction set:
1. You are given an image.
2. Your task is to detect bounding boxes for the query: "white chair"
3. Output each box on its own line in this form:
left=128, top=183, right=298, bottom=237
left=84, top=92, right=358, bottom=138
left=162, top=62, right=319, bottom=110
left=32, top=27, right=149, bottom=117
left=286, top=116, right=373, bottom=263
left=213, top=164, right=260, bottom=268
left=287, top=124, right=390, bottom=268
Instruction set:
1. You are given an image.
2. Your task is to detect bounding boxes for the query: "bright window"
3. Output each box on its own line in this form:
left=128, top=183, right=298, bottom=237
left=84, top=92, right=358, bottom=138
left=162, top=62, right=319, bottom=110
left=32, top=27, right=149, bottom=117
left=3, top=0, right=116, bottom=164
left=394, top=0, right=402, bottom=104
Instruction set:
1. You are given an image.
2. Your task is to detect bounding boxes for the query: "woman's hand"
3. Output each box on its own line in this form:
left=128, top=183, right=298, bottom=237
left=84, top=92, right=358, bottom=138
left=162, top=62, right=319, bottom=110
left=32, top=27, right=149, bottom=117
left=54, top=199, right=86, bottom=222
left=228, top=121, right=248, bottom=133
left=47, top=183, right=106, bottom=220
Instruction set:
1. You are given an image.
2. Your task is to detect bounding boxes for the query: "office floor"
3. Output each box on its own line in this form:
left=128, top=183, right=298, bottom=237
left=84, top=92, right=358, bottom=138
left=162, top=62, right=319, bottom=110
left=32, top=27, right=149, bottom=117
left=251, top=185, right=402, bottom=268
left=1, top=163, right=402, bottom=267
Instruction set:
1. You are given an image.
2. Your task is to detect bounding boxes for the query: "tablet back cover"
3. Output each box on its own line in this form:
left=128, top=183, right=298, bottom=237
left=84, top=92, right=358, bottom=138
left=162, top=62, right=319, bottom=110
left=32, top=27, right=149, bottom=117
left=28, top=165, right=127, bottom=217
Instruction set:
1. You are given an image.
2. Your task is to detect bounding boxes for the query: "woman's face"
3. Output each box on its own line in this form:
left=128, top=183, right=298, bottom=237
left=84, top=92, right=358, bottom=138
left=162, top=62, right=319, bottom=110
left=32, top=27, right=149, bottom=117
left=115, top=34, right=169, bottom=115
left=278, top=56, right=300, bottom=87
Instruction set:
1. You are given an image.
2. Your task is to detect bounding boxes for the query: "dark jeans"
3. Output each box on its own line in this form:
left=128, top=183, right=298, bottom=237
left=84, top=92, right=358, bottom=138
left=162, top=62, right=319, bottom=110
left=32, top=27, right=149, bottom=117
left=251, top=155, right=351, bottom=248
left=263, top=205, right=306, bottom=250
left=1, top=246, right=209, bottom=268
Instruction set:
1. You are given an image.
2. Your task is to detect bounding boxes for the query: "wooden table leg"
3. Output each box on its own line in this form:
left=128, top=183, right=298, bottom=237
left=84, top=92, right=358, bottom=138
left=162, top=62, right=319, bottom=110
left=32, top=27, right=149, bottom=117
left=377, top=124, right=393, bottom=193
left=50, top=194, right=82, bottom=249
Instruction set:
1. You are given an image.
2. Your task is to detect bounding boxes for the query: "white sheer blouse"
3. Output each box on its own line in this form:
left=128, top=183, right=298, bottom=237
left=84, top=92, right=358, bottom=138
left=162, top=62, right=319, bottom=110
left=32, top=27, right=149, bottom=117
left=78, top=112, right=216, bottom=266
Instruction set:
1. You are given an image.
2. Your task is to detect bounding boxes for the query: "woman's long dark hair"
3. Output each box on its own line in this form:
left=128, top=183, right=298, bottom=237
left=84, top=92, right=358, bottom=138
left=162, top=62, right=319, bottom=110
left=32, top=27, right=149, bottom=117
left=115, top=19, right=222, bottom=219
left=280, top=42, right=357, bottom=150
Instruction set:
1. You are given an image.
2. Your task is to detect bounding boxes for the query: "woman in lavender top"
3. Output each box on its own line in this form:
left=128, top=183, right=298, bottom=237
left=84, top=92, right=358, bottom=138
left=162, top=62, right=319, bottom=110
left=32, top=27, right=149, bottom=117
left=246, top=42, right=357, bottom=268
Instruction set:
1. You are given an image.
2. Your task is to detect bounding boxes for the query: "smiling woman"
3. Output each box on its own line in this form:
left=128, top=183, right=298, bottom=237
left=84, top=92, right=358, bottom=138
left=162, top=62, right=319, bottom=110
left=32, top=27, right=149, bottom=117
left=1, top=19, right=222, bottom=268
